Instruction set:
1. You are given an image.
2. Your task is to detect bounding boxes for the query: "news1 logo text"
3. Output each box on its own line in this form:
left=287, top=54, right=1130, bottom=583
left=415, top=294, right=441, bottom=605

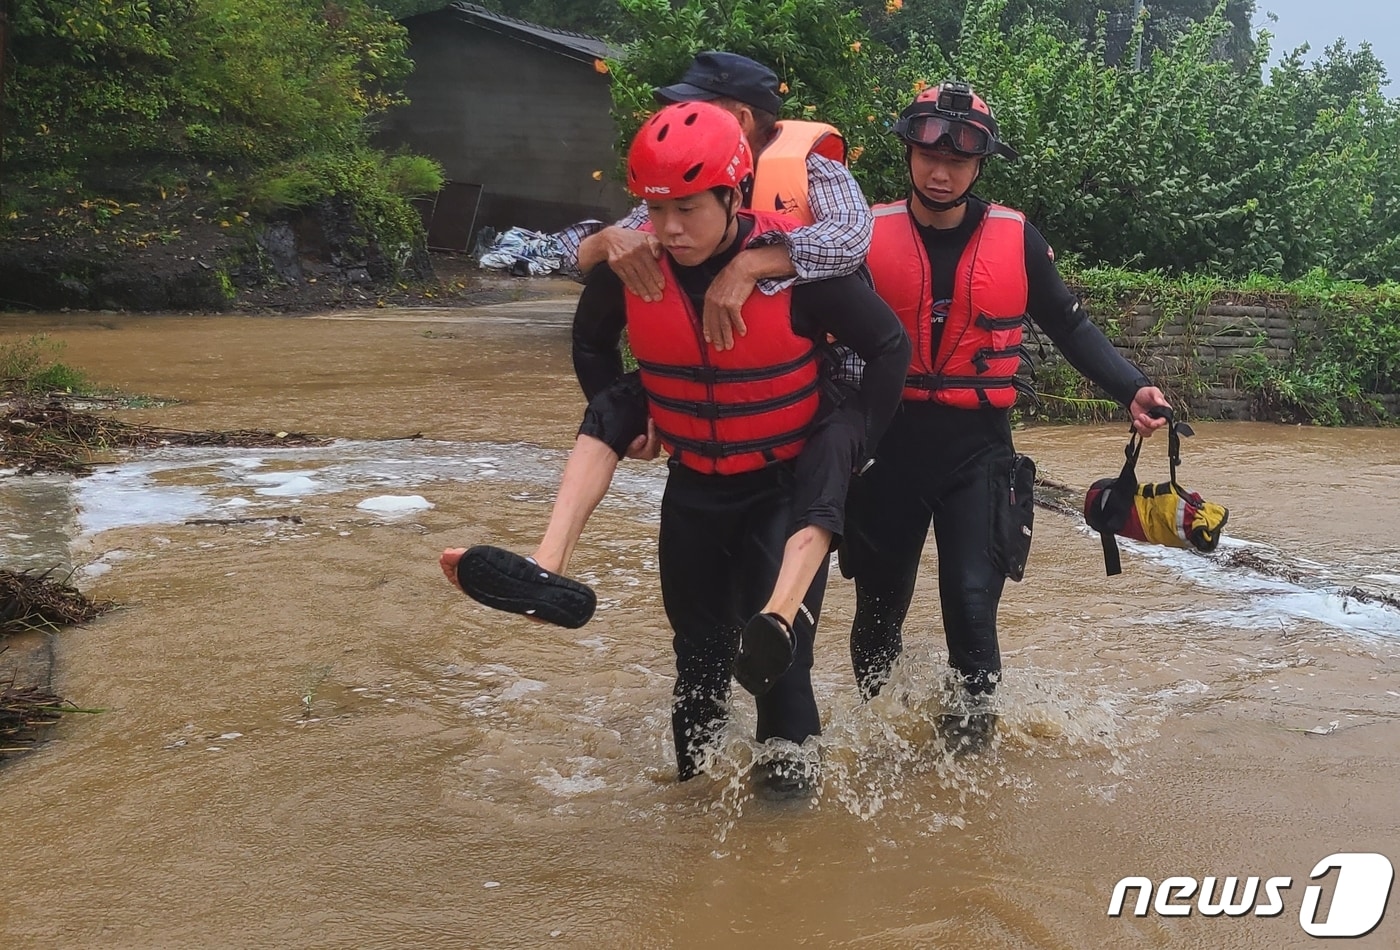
left=1108, top=852, right=1394, bottom=938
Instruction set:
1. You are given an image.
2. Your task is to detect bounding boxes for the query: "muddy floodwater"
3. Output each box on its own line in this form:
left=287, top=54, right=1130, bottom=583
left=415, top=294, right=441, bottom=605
left=0, top=302, right=1398, bottom=949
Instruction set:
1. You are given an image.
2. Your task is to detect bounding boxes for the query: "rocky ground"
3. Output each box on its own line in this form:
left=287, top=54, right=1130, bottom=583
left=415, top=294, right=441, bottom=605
left=0, top=191, right=579, bottom=315
left=229, top=243, right=581, bottom=314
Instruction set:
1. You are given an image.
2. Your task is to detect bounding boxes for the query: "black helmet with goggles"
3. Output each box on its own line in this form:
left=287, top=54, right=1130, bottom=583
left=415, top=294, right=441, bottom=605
left=893, top=81, right=1019, bottom=161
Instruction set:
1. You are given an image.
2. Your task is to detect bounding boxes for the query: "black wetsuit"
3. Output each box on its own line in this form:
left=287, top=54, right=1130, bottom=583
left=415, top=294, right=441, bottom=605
left=572, top=217, right=909, bottom=778
left=842, top=195, right=1150, bottom=698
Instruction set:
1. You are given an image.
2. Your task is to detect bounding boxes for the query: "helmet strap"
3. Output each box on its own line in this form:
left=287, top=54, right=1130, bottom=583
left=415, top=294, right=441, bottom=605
left=906, top=145, right=983, bottom=212
left=722, top=187, right=741, bottom=228
left=713, top=188, right=742, bottom=254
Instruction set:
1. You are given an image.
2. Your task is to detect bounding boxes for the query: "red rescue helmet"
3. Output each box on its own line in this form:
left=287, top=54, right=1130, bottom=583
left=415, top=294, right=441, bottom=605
left=626, top=101, right=754, bottom=200
left=894, top=81, right=1018, bottom=161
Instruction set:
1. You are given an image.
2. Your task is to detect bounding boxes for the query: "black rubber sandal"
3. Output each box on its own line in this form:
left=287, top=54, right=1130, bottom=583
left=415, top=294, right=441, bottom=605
left=732, top=612, right=796, bottom=697
left=455, top=545, right=597, bottom=629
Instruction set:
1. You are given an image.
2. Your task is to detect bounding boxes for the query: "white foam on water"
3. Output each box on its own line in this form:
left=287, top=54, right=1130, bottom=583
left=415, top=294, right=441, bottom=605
left=1083, top=525, right=1400, bottom=639
left=226, top=457, right=265, bottom=470
left=74, top=465, right=212, bottom=534
left=355, top=494, right=433, bottom=514
left=246, top=471, right=323, bottom=496
left=59, top=440, right=592, bottom=536
left=533, top=758, right=610, bottom=797
left=497, top=678, right=547, bottom=702
left=1162, top=589, right=1400, bottom=637
left=45, top=439, right=672, bottom=543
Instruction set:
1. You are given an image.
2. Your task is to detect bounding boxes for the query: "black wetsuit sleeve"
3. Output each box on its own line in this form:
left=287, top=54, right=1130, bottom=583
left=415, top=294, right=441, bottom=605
left=790, top=276, right=911, bottom=451
left=1024, top=224, right=1150, bottom=407
left=570, top=263, right=629, bottom=401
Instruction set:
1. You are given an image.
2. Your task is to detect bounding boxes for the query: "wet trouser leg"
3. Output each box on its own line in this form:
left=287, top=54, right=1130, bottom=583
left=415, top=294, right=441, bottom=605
left=845, top=403, right=1013, bottom=698
left=756, top=555, right=824, bottom=749
left=658, top=463, right=825, bottom=779
left=844, top=406, right=934, bottom=698
left=929, top=434, right=1010, bottom=695
left=576, top=372, right=649, bottom=458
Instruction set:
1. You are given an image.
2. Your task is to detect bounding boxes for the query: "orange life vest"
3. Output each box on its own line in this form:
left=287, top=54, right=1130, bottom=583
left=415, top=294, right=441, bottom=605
left=866, top=200, right=1029, bottom=408
left=751, top=121, right=847, bottom=225
left=627, top=211, right=820, bottom=475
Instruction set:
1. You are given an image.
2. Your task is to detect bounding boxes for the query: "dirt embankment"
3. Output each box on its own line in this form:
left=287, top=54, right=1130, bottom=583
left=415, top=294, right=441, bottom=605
left=0, top=192, right=578, bottom=315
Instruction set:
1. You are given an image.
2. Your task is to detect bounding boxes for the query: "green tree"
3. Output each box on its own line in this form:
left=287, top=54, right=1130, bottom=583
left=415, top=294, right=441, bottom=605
left=854, top=0, right=1254, bottom=63
left=2, top=0, right=439, bottom=265
left=608, top=0, right=909, bottom=197
left=5, top=0, right=414, bottom=178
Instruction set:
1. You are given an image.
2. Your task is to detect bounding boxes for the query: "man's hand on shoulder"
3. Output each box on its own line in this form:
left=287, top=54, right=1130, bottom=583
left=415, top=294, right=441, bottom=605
left=584, top=226, right=665, bottom=302
left=702, top=253, right=761, bottom=351
left=606, top=228, right=665, bottom=302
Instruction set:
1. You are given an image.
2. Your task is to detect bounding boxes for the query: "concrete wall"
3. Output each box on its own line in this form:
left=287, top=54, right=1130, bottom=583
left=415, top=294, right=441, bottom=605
left=377, top=13, right=633, bottom=244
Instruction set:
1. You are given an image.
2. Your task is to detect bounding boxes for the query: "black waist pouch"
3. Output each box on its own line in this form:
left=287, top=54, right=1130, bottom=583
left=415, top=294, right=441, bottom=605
left=991, top=453, right=1036, bottom=582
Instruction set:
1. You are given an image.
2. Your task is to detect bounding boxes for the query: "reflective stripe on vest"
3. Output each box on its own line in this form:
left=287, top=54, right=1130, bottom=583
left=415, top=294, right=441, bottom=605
left=626, top=210, right=820, bottom=475
left=866, top=201, right=1029, bottom=408
left=751, top=121, right=847, bottom=225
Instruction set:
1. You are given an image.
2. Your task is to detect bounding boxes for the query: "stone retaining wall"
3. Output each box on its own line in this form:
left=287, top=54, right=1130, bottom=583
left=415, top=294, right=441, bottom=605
left=1044, top=299, right=1400, bottom=421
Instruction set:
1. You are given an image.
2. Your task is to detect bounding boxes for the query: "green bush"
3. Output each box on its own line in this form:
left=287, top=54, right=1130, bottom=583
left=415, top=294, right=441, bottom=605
left=0, top=336, right=92, bottom=395
left=381, top=155, right=446, bottom=197
left=246, top=149, right=442, bottom=256
left=3, top=0, right=431, bottom=269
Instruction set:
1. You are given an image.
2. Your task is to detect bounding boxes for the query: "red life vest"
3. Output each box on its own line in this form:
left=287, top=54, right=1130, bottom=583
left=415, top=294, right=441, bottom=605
left=627, top=211, right=820, bottom=475
left=866, top=200, right=1029, bottom=408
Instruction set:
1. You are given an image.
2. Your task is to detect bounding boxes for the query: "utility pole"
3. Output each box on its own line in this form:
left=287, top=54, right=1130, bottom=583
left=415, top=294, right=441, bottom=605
left=1133, top=0, right=1146, bottom=70
left=0, top=1, right=9, bottom=189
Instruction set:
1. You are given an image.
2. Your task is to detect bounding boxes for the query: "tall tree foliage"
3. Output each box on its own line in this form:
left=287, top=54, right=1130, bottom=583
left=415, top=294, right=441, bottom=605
left=607, top=0, right=1396, bottom=283
left=4, top=0, right=413, bottom=183
left=607, top=0, right=911, bottom=199
left=939, top=0, right=1395, bottom=281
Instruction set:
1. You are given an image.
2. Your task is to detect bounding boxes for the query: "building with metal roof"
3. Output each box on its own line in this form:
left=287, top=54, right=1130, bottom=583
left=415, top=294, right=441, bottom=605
left=377, top=2, right=631, bottom=253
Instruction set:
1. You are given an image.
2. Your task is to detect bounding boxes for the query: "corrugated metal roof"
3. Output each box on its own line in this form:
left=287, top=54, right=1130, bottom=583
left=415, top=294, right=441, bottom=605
left=426, top=2, right=620, bottom=63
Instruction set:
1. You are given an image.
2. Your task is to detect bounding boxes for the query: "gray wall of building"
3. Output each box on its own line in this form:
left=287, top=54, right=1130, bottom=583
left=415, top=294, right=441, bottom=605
left=378, top=12, right=633, bottom=244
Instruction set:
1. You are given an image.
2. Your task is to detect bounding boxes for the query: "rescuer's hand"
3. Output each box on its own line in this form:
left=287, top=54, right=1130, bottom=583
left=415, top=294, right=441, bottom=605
left=1129, top=387, right=1173, bottom=436
left=623, top=418, right=660, bottom=461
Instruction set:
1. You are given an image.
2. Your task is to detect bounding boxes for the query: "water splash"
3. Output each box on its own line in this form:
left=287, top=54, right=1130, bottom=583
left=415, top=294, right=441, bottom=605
left=687, top=645, right=1160, bottom=841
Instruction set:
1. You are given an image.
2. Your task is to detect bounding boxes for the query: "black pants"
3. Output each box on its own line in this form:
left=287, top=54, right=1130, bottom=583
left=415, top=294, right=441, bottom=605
left=659, top=460, right=827, bottom=779
left=841, top=402, right=1015, bottom=698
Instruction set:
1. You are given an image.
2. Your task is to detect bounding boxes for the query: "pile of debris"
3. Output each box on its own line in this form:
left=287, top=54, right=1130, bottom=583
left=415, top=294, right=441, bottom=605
left=0, top=681, right=67, bottom=754
left=0, top=567, right=114, bottom=755
left=2, top=399, right=329, bottom=475
left=1, top=566, right=113, bottom=634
